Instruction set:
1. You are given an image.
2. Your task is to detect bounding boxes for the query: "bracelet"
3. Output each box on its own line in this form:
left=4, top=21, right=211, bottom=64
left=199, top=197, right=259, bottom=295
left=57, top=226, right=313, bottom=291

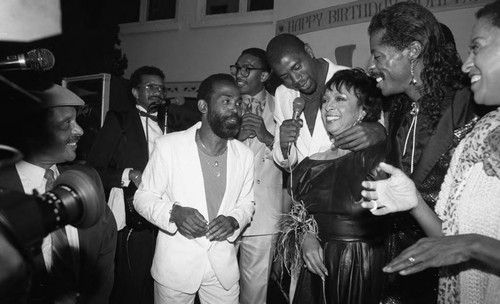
left=169, top=201, right=179, bottom=222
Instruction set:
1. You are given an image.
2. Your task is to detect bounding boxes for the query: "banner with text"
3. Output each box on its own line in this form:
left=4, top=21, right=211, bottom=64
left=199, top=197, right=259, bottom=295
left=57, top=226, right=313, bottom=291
left=276, top=0, right=491, bottom=35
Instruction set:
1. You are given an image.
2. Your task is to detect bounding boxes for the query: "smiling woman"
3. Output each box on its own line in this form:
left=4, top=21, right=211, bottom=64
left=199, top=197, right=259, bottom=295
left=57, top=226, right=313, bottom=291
left=360, top=1, right=500, bottom=303
left=276, top=68, right=388, bottom=304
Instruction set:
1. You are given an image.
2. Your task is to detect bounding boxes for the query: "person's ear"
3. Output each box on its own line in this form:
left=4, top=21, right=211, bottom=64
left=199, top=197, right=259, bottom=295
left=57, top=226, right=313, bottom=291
left=304, top=43, right=316, bottom=59
left=260, top=71, right=270, bottom=83
left=198, top=99, right=208, bottom=114
left=132, top=87, right=139, bottom=100
left=407, top=41, right=422, bottom=61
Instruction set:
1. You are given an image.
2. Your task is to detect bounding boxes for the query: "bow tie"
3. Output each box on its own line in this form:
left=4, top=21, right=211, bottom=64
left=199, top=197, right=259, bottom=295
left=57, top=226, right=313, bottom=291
left=139, top=111, right=158, bottom=122
left=242, top=96, right=266, bottom=116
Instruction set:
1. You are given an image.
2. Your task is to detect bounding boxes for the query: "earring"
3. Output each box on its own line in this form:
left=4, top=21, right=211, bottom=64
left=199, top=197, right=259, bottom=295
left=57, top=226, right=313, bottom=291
left=352, top=111, right=366, bottom=127
left=409, top=59, right=417, bottom=86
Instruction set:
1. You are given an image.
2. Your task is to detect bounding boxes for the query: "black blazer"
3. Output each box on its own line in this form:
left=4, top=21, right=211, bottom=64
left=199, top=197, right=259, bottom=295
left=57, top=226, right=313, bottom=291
left=387, top=88, right=477, bottom=187
left=87, top=107, right=149, bottom=195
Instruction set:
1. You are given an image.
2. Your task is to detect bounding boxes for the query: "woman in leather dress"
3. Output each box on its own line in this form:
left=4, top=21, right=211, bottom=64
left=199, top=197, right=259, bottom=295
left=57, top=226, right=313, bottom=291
left=279, top=68, right=389, bottom=304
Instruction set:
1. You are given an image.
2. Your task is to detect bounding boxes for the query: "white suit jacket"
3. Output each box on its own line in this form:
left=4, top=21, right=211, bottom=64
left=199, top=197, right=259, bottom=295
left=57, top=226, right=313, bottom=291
left=272, top=58, right=348, bottom=170
left=242, top=91, right=283, bottom=236
left=134, top=122, right=255, bottom=293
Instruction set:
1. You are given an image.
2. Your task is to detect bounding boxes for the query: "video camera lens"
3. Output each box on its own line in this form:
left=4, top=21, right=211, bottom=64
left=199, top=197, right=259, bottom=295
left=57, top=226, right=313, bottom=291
left=0, top=167, right=104, bottom=253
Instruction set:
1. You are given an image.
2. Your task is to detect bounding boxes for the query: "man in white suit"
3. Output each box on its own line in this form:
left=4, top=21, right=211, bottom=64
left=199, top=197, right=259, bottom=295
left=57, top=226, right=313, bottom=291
left=266, top=34, right=386, bottom=169
left=231, top=48, right=284, bottom=304
left=134, top=74, right=255, bottom=304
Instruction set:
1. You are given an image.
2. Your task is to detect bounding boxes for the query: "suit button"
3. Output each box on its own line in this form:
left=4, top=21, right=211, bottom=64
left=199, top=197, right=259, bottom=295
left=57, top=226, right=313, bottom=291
left=257, top=180, right=261, bottom=184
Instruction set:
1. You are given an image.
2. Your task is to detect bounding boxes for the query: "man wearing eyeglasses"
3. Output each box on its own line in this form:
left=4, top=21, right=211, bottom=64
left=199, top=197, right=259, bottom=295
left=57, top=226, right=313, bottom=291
left=87, top=66, right=167, bottom=304
left=231, top=48, right=284, bottom=304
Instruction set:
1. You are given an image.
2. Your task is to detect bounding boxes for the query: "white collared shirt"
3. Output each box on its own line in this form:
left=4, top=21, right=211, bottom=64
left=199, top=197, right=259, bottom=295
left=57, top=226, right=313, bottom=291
left=108, top=105, right=164, bottom=230
left=136, top=104, right=163, bottom=155
left=15, top=160, right=80, bottom=273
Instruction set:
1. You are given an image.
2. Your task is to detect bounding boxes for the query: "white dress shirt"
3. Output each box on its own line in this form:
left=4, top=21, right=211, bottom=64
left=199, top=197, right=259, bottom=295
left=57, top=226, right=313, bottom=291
left=108, top=104, right=163, bottom=230
left=15, top=160, right=80, bottom=273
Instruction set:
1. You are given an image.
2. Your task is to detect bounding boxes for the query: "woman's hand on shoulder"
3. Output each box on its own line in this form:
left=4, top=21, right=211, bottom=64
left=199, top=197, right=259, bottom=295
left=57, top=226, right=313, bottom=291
left=302, top=233, right=328, bottom=280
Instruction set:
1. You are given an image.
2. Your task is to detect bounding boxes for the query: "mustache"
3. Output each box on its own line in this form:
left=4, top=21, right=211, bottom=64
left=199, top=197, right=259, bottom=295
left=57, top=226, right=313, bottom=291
left=224, top=113, right=240, bottom=120
left=367, top=70, right=383, bottom=79
left=67, top=136, right=81, bottom=144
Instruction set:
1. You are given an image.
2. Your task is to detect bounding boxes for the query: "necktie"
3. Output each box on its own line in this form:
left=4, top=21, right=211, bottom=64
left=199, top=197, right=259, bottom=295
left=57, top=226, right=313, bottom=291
left=242, top=96, right=266, bottom=116
left=45, top=169, right=78, bottom=303
left=139, top=110, right=158, bottom=122
left=44, top=168, right=55, bottom=192
left=251, top=97, right=266, bottom=116
left=51, top=229, right=78, bottom=303
left=140, top=110, right=166, bottom=134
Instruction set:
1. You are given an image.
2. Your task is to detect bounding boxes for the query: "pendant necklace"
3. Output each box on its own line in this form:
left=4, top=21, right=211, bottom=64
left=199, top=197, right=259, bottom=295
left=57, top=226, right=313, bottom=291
left=403, top=102, right=420, bottom=174
left=196, top=130, right=227, bottom=177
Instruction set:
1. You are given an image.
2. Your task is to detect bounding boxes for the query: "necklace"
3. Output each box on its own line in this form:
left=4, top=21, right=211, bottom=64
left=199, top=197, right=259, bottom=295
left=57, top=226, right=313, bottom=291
left=196, top=129, right=227, bottom=157
left=196, top=130, right=227, bottom=177
left=403, top=101, right=420, bottom=174
left=199, top=152, right=225, bottom=177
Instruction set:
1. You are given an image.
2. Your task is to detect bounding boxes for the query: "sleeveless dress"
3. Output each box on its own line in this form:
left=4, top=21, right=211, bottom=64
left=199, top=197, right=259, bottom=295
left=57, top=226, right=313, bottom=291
left=291, top=142, right=390, bottom=304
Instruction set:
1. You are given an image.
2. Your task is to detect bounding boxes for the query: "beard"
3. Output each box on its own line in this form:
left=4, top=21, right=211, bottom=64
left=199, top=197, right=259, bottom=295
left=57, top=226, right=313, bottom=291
left=207, top=109, right=241, bottom=140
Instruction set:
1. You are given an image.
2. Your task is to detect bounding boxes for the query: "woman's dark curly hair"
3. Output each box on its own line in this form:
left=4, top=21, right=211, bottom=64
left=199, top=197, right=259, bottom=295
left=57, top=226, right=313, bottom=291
left=368, top=2, right=467, bottom=132
left=324, top=68, right=383, bottom=123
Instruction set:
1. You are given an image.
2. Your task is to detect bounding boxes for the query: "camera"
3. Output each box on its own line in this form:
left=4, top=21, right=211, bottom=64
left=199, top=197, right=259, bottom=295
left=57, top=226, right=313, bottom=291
left=0, top=167, right=105, bottom=255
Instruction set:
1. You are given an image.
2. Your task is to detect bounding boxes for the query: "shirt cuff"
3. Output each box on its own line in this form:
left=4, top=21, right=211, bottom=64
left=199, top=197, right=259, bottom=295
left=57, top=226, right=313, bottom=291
left=121, top=168, right=133, bottom=187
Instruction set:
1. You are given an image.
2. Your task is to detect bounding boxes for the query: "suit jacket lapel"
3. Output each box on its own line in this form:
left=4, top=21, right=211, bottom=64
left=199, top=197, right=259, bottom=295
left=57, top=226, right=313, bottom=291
left=412, top=89, right=472, bottom=186
left=129, top=109, right=149, bottom=162
left=249, top=96, right=275, bottom=155
left=0, top=165, right=23, bottom=191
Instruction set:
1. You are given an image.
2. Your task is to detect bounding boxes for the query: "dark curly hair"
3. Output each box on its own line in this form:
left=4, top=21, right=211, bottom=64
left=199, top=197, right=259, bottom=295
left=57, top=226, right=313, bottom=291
left=129, top=66, right=165, bottom=89
left=325, top=68, right=382, bottom=123
left=368, top=2, right=467, bottom=132
left=476, top=0, right=500, bottom=27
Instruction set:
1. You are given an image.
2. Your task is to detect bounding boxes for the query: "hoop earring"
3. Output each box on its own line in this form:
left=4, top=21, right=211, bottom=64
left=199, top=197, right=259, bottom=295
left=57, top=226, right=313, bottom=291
left=409, top=59, right=417, bottom=86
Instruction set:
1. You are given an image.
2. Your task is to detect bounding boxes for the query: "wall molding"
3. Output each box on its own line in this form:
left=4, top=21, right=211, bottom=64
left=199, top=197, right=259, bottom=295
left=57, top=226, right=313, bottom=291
left=276, top=0, right=491, bottom=35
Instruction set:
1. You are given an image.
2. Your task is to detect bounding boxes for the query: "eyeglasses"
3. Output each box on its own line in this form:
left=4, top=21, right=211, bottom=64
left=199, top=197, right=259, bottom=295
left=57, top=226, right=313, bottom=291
left=230, top=65, right=266, bottom=77
left=137, top=83, right=166, bottom=94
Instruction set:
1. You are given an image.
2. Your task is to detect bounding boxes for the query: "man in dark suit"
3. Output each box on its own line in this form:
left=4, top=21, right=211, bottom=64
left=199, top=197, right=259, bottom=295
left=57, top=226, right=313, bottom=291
left=0, top=84, right=117, bottom=303
left=87, top=66, right=166, bottom=304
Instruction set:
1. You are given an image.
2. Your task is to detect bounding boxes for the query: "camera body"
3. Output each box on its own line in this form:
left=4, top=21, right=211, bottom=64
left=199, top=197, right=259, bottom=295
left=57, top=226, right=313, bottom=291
left=0, top=167, right=104, bottom=261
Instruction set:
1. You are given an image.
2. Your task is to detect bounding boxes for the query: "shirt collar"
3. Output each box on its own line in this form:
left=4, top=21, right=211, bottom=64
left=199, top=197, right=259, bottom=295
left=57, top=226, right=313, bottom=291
left=136, top=104, right=157, bottom=116
left=15, top=160, right=58, bottom=194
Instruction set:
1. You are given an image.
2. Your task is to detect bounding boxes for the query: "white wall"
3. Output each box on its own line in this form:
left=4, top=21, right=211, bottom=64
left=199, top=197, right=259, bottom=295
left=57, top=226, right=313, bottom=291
left=119, top=0, right=479, bottom=83
left=120, top=1, right=275, bottom=82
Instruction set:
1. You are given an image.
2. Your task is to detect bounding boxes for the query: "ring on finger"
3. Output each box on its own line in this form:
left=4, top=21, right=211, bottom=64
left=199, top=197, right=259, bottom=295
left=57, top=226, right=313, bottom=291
left=370, top=200, right=378, bottom=212
left=408, top=257, right=416, bottom=264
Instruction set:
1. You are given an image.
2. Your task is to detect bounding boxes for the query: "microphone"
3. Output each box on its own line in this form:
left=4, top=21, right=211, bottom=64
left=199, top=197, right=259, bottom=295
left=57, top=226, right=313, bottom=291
left=158, top=96, right=185, bottom=107
left=151, top=96, right=185, bottom=134
left=0, top=48, right=55, bottom=71
left=287, top=97, right=305, bottom=156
